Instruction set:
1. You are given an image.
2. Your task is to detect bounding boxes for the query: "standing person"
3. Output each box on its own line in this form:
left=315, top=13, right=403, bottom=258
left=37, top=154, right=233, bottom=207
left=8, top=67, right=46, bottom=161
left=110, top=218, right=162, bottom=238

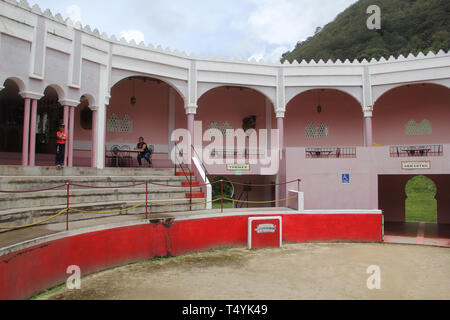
left=55, top=124, right=67, bottom=169
left=135, top=137, right=152, bottom=167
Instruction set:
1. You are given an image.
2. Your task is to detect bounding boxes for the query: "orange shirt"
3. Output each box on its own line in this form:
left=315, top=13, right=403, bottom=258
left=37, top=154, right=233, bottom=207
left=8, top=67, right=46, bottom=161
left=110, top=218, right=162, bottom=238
left=57, top=131, right=67, bottom=144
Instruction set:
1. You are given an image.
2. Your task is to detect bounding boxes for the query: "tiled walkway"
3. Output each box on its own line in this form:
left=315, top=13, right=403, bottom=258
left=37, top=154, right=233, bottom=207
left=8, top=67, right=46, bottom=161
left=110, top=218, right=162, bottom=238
left=384, top=222, right=450, bottom=247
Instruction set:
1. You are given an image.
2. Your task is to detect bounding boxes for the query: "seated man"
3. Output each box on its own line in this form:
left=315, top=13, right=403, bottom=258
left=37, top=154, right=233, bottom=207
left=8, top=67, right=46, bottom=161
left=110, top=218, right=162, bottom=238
left=135, top=137, right=152, bottom=167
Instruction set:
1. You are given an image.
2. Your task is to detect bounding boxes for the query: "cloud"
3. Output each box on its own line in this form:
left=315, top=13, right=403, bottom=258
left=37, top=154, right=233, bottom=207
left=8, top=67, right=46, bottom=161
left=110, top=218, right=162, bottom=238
left=249, top=45, right=290, bottom=62
left=66, top=4, right=81, bottom=23
left=233, top=0, right=357, bottom=59
left=120, top=30, right=146, bottom=44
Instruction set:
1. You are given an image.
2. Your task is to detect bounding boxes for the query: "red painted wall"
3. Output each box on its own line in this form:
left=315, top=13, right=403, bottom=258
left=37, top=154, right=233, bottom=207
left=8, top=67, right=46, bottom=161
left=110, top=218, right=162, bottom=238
left=0, top=213, right=382, bottom=300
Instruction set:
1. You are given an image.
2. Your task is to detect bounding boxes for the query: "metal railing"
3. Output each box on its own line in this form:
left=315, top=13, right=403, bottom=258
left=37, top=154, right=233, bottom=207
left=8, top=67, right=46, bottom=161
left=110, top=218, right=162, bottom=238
left=305, top=147, right=357, bottom=159
left=173, top=143, right=193, bottom=210
left=390, top=144, right=444, bottom=158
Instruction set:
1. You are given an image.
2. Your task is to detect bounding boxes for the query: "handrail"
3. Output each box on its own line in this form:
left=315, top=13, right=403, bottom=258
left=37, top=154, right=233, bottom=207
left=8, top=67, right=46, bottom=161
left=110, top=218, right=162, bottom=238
left=173, top=142, right=193, bottom=210
left=191, top=144, right=210, bottom=182
left=0, top=178, right=301, bottom=230
left=173, top=142, right=192, bottom=183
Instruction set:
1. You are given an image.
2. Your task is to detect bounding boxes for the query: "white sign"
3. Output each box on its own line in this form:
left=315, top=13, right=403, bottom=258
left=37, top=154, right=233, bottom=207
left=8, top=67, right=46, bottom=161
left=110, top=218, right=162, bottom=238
left=402, top=161, right=431, bottom=170
left=227, top=164, right=250, bottom=171
left=255, top=224, right=277, bottom=234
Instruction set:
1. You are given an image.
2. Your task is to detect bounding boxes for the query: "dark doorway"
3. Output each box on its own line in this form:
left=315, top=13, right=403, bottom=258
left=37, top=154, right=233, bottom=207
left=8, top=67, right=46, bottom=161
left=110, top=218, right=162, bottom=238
left=35, top=87, right=63, bottom=164
left=0, top=79, right=24, bottom=165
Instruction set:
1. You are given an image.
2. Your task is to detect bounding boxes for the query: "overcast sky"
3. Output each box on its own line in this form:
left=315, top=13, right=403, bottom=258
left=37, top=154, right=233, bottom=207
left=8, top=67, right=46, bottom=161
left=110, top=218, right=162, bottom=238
left=29, top=0, right=357, bottom=62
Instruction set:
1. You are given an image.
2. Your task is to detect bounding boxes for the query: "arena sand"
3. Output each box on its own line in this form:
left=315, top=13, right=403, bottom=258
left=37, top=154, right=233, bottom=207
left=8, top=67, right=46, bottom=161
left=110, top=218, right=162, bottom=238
left=37, top=243, right=450, bottom=300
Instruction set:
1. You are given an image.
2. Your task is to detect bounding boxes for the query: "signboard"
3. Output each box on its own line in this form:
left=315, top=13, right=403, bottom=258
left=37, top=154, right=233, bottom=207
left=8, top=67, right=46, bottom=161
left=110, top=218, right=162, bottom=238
left=227, top=164, right=250, bottom=171
left=248, top=217, right=282, bottom=249
left=402, top=161, right=431, bottom=170
left=342, top=173, right=350, bottom=184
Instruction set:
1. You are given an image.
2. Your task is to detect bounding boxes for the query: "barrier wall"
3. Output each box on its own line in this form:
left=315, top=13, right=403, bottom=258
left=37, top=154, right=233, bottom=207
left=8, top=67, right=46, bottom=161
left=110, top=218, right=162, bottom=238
left=0, top=211, right=382, bottom=300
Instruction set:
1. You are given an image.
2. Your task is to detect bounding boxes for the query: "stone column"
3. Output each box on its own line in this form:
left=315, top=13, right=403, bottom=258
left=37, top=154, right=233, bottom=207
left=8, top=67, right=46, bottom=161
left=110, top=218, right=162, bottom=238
left=63, top=106, right=70, bottom=166
left=29, top=99, right=38, bottom=166
left=186, top=104, right=197, bottom=169
left=68, top=106, right=75, bottom=167
left=91, top=108, right=98, bottom=168
left=276, top=112, right=285, bottom=155
left=276, top=111, right=286, bottom=207
left=21, top=98, right=31, bottom=166
left=364, top=110, right=373, bottom=147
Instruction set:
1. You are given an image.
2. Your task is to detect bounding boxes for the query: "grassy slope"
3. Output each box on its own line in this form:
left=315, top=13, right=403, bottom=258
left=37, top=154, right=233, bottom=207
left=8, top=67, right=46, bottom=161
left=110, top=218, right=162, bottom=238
left=405, top=175, right=437, bottom=223
left=282, top=0, right=450, bottom=63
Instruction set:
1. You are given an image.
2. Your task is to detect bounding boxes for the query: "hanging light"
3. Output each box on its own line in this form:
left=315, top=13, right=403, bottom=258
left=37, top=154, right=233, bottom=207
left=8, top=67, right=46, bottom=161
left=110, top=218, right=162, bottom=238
left=317, top=89, right=324, bottom=114
left=130, top=77, right=137, bottom=105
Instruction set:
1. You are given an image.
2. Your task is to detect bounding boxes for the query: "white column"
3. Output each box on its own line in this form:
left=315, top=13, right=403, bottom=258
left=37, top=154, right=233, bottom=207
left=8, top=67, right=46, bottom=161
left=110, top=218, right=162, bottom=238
left=265, top=98, right=272, bottom=150
left=95, top=64, right=110, bottom=169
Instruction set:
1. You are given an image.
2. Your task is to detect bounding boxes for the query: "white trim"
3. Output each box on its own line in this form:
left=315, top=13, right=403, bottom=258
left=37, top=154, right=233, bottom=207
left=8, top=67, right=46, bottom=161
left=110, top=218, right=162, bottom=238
left=19, top=91, right=44, bottom=100
left=248, top=216, right=282, bottom=250
left=59, top=99, right=79, bottom=107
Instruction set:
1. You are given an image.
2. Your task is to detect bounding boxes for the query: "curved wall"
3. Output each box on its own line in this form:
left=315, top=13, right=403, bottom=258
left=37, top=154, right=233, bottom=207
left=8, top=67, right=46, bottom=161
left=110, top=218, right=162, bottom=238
left=0, top=211, right=382, bottom=300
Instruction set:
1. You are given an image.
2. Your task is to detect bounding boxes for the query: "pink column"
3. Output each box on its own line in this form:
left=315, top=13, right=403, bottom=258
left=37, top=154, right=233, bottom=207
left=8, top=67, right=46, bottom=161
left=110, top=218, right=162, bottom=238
left=21, top=98, right=31, bottom=166
left=28, top=99, right=38, bottom=166
left=187, top=113, right=195, bottom=146
left=63, top=106, right=69, bottom=166
left=91, top=109, right=98, bottom=168
left=277, top=117, right=284, bottom=152
left=68, top=106, right=75, bottom=167
left=187, top=113, right=195, bottom=168
left=364, top=116, right=373, bottom=147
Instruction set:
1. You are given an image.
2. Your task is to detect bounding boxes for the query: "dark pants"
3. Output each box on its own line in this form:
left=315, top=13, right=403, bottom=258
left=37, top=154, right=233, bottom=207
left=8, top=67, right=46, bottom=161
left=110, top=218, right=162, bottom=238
left=56, top=143, right=66, bottom=166
left=137, top=151, right=151, bottom=166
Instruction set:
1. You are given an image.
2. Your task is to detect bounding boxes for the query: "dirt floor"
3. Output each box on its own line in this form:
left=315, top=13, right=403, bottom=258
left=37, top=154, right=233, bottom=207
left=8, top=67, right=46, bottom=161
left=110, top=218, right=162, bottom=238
left=37, top=243, right=450, bottom=300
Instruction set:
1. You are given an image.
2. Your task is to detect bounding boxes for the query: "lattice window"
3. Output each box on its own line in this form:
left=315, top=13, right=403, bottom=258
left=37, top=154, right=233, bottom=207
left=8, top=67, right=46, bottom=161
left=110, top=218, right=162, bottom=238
left=305, top=122, right=329, bottom=138
left=406, top=119, right=432, bottom=136
left=107, top=113, right=133, bottom=133
left=419, top=119, right=432, bottom=135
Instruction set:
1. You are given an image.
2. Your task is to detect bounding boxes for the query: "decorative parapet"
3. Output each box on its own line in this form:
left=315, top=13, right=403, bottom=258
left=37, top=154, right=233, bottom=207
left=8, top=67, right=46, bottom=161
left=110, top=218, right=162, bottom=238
left=5, top=0, right=449, bottom=67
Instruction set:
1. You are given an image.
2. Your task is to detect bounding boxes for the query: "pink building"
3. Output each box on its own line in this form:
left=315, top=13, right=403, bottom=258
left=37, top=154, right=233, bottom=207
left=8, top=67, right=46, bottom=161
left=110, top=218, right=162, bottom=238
left=0, top=0, right=449, bottom=223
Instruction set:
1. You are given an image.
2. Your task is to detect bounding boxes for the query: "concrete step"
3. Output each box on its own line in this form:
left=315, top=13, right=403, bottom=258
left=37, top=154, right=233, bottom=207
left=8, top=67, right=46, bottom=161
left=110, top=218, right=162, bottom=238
left=0, top=186, right=202, bottom=211
left=0, top=166, right=176, bottom=177
left=0, top=198, right=207, bottom=232
left=0, top=176, right=194, bottom=191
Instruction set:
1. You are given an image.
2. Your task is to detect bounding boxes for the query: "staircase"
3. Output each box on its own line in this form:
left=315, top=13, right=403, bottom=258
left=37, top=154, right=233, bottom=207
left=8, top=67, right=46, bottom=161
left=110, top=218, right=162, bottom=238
left=0, top=166, right=207, bottom=231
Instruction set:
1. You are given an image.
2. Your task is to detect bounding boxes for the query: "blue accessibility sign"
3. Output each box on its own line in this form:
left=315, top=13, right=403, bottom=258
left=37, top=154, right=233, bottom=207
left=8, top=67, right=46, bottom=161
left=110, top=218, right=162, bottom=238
left=342, top=174, right=350, bottom=184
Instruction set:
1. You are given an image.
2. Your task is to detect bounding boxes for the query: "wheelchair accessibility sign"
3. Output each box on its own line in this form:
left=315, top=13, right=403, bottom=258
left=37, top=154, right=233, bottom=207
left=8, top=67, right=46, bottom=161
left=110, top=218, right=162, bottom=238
left=342, top=174, right=350, bottom=184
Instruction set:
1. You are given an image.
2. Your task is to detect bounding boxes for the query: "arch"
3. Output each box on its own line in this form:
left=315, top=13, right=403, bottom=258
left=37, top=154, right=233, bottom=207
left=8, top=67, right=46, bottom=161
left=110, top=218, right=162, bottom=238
left=373, top=81, right=450, bottom=108
left=372, top=82, right=450, bottom=146
left=44, top=84, right=65, bottom=101
left=2, top=77, right=26, bottom=93
left=405, top=175, right=437, bottom=223
left=106, top=75, right=186, bottom=167
left=285, top=88, right=364, bottom=147
left=110, top=71, right=187, bottom=103
left=79, top=93, right=96, bottom=109
left=285, top=86, right=363, bottom=107
left=197, top=83, right=276, bottom=108
left=196, top=85, right=275, bottom=137
left=33, top=85, right=65, bottom=165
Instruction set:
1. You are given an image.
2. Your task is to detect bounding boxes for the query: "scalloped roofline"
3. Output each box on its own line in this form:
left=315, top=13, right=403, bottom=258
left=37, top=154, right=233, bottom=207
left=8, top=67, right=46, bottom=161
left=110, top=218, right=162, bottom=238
left=6, top=0, right=450, bottom=66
